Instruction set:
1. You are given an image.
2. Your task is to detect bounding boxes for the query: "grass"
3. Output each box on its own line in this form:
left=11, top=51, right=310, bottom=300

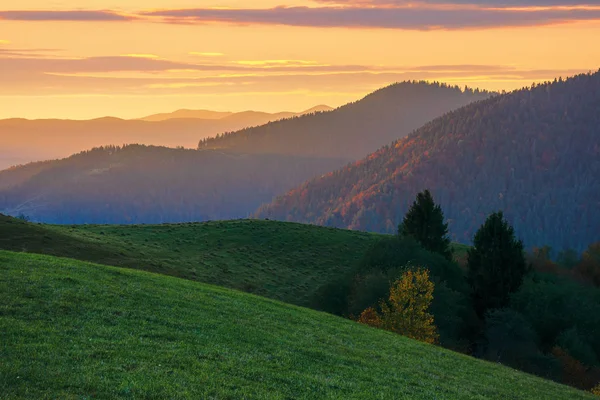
left=0, top=250, right=593, bottom=399
left=0, top=215, right=471, bottom=307
left=0, top=215, right=384, bottom=307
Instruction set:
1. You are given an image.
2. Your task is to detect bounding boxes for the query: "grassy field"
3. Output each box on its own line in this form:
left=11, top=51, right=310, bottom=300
left=0, top=215, right=385, bottom=307
left=0, top=250, right=593, bottom=399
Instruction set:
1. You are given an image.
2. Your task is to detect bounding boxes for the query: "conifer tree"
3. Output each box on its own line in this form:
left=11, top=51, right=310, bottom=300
left=399, top=190, right=452, bottom=261
left=358, top=268, right=439, bottom=344
left=467, top=212, right=527, bottom=318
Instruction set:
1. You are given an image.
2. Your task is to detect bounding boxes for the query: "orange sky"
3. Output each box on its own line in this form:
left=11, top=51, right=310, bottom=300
left=1, top=0, right=599, bottom=119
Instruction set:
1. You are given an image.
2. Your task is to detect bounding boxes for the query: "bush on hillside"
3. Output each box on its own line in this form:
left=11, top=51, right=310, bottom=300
left=482, top=309, right=560, bottom=379
left=511, top=276, right=600, bottom=358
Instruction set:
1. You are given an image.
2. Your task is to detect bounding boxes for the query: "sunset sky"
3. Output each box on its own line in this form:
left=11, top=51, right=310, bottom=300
left=1, top=0, right=599, bottom=119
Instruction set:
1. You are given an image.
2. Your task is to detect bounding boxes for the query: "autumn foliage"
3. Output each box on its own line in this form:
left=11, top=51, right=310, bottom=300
left=575, top=242, right=600, bottom=287
left=358, top=268, right=439, bottom=345
left=551, top=346, right=600, bottom=391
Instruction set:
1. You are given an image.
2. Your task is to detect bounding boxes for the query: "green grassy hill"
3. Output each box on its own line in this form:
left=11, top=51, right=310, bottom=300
left=0, top=216, right=472, bottom=307
left=0, top=250, right=593, bottom=399
left=0, top=215, right=384, bottom=307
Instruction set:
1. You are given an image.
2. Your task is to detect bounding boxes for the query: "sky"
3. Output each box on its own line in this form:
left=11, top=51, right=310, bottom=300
left=1, top=0, right=599, bottom=119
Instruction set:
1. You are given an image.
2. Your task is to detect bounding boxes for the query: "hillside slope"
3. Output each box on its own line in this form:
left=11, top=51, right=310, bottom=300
left=0, top=250, right=593, bottom=399
left=0, top=216, right=382, bottom=306
left=199, top=81, right=492, bottom=160
left=256, top=71, right=600, bottom=252
left=0, top=145, right=345, bottom=224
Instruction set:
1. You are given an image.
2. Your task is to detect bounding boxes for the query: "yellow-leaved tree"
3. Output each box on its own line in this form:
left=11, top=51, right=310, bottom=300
left=592, top=383, right=600, bottom=396
left=358, top=268, right=439, bottom=344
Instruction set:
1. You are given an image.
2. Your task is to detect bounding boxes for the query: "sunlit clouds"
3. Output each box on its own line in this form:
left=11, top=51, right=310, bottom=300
left=189, top=52, right=225, bottom=57
left=0, top=0, right=598, bottom=118
left=122, top=54, right=160, bottom=59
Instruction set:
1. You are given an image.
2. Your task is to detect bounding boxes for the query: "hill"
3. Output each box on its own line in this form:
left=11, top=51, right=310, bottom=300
left=199, top=81, right=492, bottom=160
left=0, top=250, right=593, bottom=399
left=138, top=105, right=332, bottom=122
left=0, top=215, right=382, bottom=306
left=0, top=145, right=346, bottom=224
left=255, top=71, right=600, bottom=252
left=0, top=106, right=329, bottom=170
left=139, top=109, right=234, bottom=121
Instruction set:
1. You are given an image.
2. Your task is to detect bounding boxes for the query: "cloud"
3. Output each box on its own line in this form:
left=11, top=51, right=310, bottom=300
left=142, top=6, right=600, bottom=30
left=122, top=54, right=160, bottom=59
left=0, top=52, right=588, bottom=96
left=236, top=60, right=321, bottom=66
left=0, top=48, right=65, bottom=58
left=0, top=56, right=238, bottom=74
left=0, top=10, right=133, bottom=21
left=189, top=52, right=225, bottom=57
left=315, top=0, right=600, bottom=6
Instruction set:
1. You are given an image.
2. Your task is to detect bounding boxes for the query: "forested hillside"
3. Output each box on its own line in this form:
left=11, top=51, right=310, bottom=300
left=256, top=71, right=600, bottom=252
left=0, top=82, right=490, bottom=225
left=199, top=81, right=492, bottom=159
left=0, top=145, right=344, bottom=224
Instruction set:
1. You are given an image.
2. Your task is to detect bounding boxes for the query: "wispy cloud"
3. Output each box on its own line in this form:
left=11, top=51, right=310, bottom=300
left=142, top=6, right=600, bottom=30
left=2, top=4, right=599, bottom=29
left=315, top=0, right=600, bottom=7
left=236, top=60, right=321, bottom=67
left=122, top=54, right=160, bottom=59
left=0, top=47, right=65, bottom=58
left=0, top=10, right=133, bottom=22
left=189, top=52, right=225, bottom=57
left=0, top=49, right=588, bottom=97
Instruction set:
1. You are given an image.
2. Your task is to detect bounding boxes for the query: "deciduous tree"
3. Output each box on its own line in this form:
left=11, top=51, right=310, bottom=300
left=359, top=268, right=439, bottom=344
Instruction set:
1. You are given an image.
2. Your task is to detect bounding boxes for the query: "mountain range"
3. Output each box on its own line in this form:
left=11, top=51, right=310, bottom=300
left=256, top=71, right=600, bottom=252
left=0, top=105, right=333, bottom=170
left=139, top=105, right=333, bottom=122
left=199, top=82, right=493, bottom=160
left=0, top=81, right=490, bottom=224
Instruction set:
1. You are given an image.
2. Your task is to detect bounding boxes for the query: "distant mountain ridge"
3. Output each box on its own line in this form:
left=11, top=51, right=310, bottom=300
left=198, top=82, right=493, bottom=160
left=0, top=105, right=333, bottom=170
left=139, top=105, right=334, bottom=122
left=255, top=71, right=600, bottom=252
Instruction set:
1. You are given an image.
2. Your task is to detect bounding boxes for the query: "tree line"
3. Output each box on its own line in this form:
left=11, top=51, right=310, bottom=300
left=313, top=189, right=600, bottom=393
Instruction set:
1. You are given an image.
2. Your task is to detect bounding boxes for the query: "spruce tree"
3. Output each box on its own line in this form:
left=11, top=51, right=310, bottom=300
left=467, top=211, right=527, bottom=318
left=399, top=190, right=452, bottom=261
